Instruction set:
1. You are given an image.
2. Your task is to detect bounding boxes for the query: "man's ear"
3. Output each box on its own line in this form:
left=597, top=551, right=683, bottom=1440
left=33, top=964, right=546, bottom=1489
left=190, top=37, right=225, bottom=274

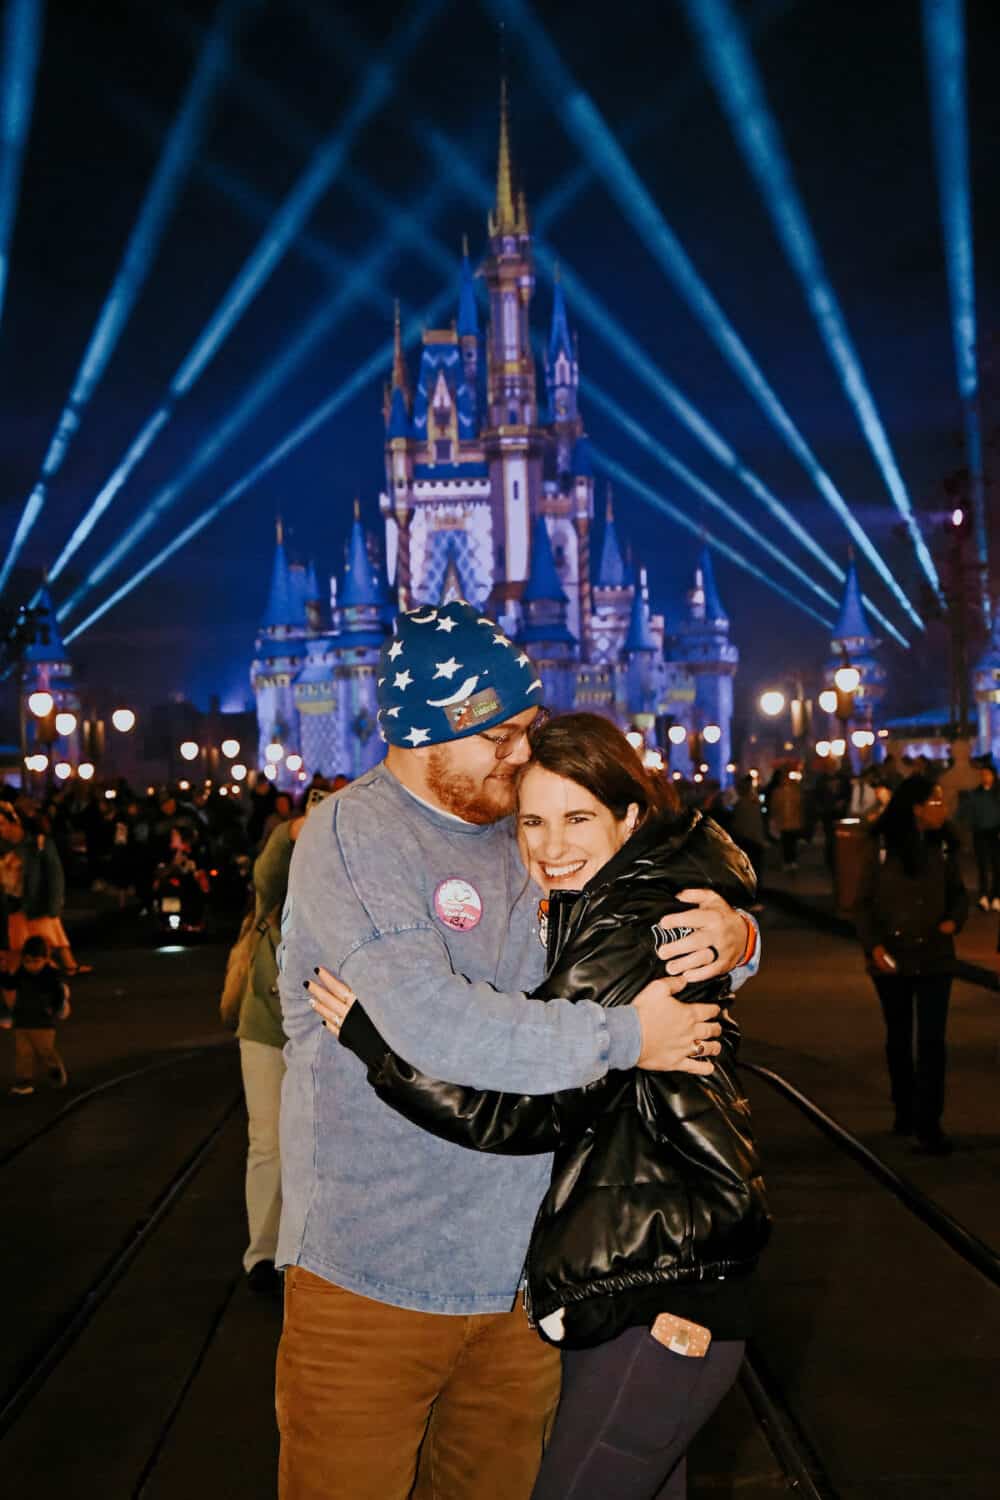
left=625, top=802, right=640, bottom=835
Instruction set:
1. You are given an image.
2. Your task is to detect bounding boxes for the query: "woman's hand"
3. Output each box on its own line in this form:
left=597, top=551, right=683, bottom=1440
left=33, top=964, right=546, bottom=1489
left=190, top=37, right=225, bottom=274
left=305, top=965, right=357, bottom=1036
left=656, top=890, right=752, bottom=983
left=871, top=944, right=897, bottom=973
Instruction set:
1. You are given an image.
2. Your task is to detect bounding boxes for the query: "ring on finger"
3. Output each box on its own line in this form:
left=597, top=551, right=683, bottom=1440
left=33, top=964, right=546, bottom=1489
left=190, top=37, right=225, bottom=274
left=691, top=1040, right=705, bottom=1058
left=706, top=944, right=719, bottom=965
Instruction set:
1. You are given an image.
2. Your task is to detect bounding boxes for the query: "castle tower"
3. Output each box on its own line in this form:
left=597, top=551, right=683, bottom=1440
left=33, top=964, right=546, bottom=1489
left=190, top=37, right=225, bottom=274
left=519, top=514, right=577, bottom=710
left=324, top=504, right=388, bottom=778
left=973, top=600, right=1000, bottom=761
left=457, top=236, right=480, bottom=431
left=481, top=81, right=543, bottom=613
left=823, top=553, right=886, bottom=720
left=589, top=485, right=634, bottom=665
left=383, top=302, right=415, bottom=608
left=624, top=566, right=661, bottom=720
left=23, top=583, right=82, bottom=766
left=673, top=548, right=738, bottom=783
left=537, top=268, right=591, bottom=650
left=252, top=518, right=308, bottom=768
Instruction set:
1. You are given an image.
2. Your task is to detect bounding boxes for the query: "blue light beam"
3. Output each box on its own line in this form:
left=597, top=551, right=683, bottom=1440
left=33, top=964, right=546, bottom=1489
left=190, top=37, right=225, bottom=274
left=683, top=0, right=942, bottom=606
left=50, top=0, right=442, bottom=606
left=426, top=126, right=908, bottom=647
left=923, top=0, right=990, bottom=623
left=590, top=448, right=834, bottom=630
left=63, top=291, right=455, bottom=643
left=0, top=0, right=41, bottom=328
left=56, top=172, right=455, bottom=623
left=486, top=0, right=924, bottom=633
left=0, top=0, right=246, bottom=596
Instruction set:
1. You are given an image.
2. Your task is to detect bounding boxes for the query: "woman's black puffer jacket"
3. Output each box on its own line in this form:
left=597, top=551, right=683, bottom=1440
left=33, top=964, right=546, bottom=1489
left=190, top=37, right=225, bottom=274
left=339, top=807, right=771, bottom=1348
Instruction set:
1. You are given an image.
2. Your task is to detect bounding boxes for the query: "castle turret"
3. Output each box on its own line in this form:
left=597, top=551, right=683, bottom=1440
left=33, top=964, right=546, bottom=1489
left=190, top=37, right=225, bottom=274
left=252, top=518, right=310, bottom=768
left=23, top=582, right=82, bottom=766
left=973, top=599, right=1000, bottom=760
left=520, top=515, right=576, bottom=710
left=824, top=553, right=886, bottom=722
left=671, top=547, right=738, bottom=783
left=589, top=485, right=634, bottom=666
left=457, top=235, right=480, bottom=432
left=327, top=503, right=389, bottom=777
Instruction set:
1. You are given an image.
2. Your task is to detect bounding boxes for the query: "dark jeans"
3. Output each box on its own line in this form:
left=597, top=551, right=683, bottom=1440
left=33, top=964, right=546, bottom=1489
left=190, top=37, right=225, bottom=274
left=531, top=1328, right=745, bottom=1500
left=872, top=972, right=951, bottom=1137
left=972, top=829, right=1000, bottom=900
left=780, top=830, right=798, bottom=865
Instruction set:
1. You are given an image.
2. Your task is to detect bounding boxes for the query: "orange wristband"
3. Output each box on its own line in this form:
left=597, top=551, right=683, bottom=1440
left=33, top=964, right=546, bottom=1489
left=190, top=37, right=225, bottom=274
left=736, top=913, right=757, bottom=969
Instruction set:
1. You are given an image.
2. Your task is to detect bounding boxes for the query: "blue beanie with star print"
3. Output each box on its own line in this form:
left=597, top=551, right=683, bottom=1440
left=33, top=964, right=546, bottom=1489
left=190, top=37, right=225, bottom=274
left=376, top=601, right=542, bottom=748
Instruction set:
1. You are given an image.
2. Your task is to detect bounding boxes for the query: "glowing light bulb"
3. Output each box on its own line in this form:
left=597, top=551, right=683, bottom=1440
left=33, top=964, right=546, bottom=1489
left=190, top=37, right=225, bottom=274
left=111, top=708, right=136, bottom=732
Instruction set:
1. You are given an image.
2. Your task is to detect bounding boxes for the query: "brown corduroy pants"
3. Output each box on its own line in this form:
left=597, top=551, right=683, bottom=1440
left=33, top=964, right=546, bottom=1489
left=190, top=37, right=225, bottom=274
left=276, top=1266, right=560, bottom=1500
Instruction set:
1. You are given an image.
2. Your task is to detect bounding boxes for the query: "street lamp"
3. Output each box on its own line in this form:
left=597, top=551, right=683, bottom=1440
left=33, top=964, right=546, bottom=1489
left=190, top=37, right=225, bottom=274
left=179, top=741, right=200, bottom=762
left=759, top=691, right=786, bottom=717
left=28, top=691, right=54, bottom=718
left=54, top=762, right=72, bottom=781
left=264, top=763, right=278, bottom=781
left=286, top=753, right=303, bottom=772
left=111, top=708, right=136, bottom=733
left=265, top=742, right=284, bottom=764
left=625, top=731, right=643, bottom=750
left=834, top=666, right=861, bottom=694
left=703, top=724, right=722, bottom=745
left=830, top=737, right=847, bottom=758
left=221, top=737, right=240, bottom=759
left=818, top=689, right=838, bottom=714
left=231, top=763, right=247, bottom=782
left=55, top=711, right=77, bottom=737
left=78, top=762, right=95, bottom=781
left=667, top=724, right=687, bottom=745
left=816, top=740, right=831, bottom=757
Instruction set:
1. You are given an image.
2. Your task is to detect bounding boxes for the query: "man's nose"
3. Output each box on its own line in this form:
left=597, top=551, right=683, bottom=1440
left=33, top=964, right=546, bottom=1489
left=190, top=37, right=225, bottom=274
left=505, top=730, right=533, bottom=767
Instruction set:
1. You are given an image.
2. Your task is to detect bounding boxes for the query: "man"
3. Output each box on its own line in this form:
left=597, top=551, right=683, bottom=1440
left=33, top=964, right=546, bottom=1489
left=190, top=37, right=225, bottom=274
left=276, top=601, right=759, bottom=1500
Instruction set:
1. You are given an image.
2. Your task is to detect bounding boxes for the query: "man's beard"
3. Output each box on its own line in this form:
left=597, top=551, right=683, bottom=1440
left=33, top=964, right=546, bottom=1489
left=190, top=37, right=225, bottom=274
left=426, top=747, right=518, bottom=825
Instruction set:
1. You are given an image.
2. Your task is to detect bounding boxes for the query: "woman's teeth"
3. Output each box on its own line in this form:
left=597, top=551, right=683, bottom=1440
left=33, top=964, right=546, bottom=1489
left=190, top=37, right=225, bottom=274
left=542, top=860, right=586, bottom=880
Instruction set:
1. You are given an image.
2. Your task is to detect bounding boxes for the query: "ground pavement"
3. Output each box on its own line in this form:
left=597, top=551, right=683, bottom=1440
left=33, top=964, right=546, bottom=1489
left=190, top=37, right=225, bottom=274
left=0, top=895, right=997, bottom=1497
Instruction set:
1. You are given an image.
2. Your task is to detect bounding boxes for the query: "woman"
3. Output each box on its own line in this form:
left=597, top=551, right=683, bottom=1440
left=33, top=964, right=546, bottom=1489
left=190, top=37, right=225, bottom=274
left=766, top=766, right=803, bottom=871
left=309, top=714, right=769, bottom=1500
left=855, top=775, right=967, bottom=1154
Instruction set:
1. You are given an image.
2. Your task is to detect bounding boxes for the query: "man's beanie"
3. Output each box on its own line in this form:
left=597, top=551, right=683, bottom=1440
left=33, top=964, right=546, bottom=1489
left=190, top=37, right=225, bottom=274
left=376, top=601, right=542, bottom=748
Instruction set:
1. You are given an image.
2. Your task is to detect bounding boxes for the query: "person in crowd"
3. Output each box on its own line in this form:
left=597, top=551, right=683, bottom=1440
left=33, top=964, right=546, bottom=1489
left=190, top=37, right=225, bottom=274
left=274, top=601, right=760, bottom=1500
left=311, top=713, right=769, bottom=1500
left=813, top=762, right=851, bottom=870
left=0, top=801, right=91, bottom=976
left=221, top=807, right=305, bottom=1298
left=879, top=753, right=902, bottom=790
left=855, top=776, right=968, bottom=1154
left=260, top=790, right=294, bottom=847
left=1, top=934, right=71, bottom=1095
left=729, top=773, right=766, bottom=900
left=960, top=762, right=1000, bottom=911
left=246, top=778, right=278, bottom=853
left=767, top=767, right=804, bottom=871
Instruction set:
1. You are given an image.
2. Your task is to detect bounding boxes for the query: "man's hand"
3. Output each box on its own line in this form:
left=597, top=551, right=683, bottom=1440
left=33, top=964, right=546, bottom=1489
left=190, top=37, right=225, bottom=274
left=871, top=944, right=897, bottom=973
left=633, top=975, right=722, bottom=1074
left=656, top=889, right=750, bottom=984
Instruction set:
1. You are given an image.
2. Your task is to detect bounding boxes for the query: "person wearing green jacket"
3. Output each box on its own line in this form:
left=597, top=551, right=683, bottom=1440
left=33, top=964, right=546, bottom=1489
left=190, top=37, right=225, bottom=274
left=237, top=815, right=299, bottom=1297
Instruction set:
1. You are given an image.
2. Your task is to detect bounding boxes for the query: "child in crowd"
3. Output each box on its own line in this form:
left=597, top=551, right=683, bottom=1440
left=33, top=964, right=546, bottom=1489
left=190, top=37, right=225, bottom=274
left=1, top=935, right=71, bottom=1096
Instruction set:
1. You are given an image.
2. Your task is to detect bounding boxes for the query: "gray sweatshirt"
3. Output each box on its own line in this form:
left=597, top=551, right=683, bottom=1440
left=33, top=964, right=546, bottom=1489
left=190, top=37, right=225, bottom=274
left=276, top=765, right=642, bottom=1315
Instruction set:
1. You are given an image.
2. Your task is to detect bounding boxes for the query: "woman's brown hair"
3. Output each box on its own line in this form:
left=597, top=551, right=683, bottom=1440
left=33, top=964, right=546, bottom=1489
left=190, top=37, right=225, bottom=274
left=523, top=712, right=679, bottom=824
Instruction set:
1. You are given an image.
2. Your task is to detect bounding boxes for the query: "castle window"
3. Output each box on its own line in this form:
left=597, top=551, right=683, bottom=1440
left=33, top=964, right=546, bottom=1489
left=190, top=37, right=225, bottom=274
left=509, top=406, right=518, bottom=423
left=435, top=439, right=451, bottom=462
left=512, top=481, right=519, bottom=500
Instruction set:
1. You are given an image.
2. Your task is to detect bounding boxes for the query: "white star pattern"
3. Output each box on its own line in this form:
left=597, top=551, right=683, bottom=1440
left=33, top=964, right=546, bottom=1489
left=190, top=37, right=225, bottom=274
left=435, top=616, right=457, bottom=633
left=432, top=657, right=462, bottom=680
left=404, top=727, right=431, bottom=746
left=394, top=669, right=413, bottom=690
left=386, top=706, right=401, bottom=718
left=387, top=640, right=404, bottom=660
left=493, top=632, right=511, bottom=647
left=516, top=653, right=530, bottom=668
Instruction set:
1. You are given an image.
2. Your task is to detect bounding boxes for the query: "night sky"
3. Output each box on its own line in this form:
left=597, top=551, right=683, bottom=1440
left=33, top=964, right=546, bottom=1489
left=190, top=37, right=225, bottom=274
left=2, top=0, right=998, bottom=724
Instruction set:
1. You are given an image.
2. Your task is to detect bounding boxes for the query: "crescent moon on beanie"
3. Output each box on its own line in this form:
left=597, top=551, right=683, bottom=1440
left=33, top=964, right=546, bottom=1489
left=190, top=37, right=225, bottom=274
left=410, top=610, right=439, bottom=624
left=427, top=675, right=481, bottom=707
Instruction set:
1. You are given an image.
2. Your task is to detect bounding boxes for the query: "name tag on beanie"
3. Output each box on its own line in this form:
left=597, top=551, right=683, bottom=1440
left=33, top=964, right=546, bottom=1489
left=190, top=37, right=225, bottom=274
left=444, top=687, right=502, bottom=733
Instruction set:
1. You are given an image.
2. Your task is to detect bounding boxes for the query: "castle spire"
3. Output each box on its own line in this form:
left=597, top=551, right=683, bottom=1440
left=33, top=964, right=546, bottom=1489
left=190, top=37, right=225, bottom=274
left=698, top=546, right=727, bottom=625
left=341, top=506, right=379, bottom=609
left=391, top=301, right=410, bottom=402
left=597, top=484, right=627, bottom=589
left=832, top=554, right=873, bottom=647
left=457, top=237, right=478, bottom=337
left=548, top=264, right=572, bottom=364
left=624, top=567, right=656, bottom=653
left=492, top=78, right=517, bottom=235
left=262, top=518, right=303, bottom=629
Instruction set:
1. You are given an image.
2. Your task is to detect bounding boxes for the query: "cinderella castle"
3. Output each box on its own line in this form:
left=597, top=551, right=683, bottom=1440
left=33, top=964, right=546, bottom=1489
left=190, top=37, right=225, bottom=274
left=251, top=92, right=740, bottom=782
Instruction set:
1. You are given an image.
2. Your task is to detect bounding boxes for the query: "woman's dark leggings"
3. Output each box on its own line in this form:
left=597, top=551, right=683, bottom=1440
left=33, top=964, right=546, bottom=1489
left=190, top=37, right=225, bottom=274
left=531, top=1329, right=745, bottom=1500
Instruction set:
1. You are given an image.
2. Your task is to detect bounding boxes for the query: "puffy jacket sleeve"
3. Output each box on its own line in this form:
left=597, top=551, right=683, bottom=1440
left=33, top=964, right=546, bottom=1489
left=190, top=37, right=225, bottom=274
left=339, top=1000, right=609, bottom=1154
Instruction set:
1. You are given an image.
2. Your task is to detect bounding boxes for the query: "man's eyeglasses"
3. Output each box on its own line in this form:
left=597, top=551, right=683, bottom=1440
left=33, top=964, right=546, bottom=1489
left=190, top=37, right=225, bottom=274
left=478, top=706, right=550, bottom=760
